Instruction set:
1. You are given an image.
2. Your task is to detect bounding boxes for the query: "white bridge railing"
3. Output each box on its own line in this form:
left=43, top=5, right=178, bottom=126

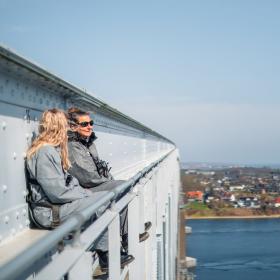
left=0, top=45, right=180, bottom=280
left=0, top=148, right=180, bottom=280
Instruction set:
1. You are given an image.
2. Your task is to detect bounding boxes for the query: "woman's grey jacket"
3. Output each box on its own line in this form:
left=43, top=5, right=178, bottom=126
left=67, top=131, right=114, bottom=189
left=26, top=145, right=107, bottom=228
left=67, top=131, right=128, bottom=239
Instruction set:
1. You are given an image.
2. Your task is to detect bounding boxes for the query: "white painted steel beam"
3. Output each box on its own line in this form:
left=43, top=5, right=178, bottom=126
left=0, top=45, right=180, bottom=280
left=109, top=215, right=121, bottom=280
left=128, top=189, right=141, bottom=280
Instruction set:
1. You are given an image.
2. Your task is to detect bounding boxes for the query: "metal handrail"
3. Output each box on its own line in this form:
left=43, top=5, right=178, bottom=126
left=0, top=148, right=175, bottom=280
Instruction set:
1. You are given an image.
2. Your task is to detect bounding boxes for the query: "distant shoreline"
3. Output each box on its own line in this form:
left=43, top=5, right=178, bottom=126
left=185, top=215, right=280, bottom=220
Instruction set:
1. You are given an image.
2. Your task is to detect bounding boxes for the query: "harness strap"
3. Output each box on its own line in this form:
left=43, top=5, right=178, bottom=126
left=87, top=149, right=111, bottom=178
left=51, top=205, right=60, bottom=228
left=25, top=160, right=61, bottom=229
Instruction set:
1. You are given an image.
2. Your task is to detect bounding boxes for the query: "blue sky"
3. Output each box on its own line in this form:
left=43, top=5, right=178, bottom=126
left=1, top=0, right=280, bottom=164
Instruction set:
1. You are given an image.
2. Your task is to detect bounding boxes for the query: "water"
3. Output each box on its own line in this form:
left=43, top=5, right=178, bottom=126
left=186, top=219, right=280, bottom=280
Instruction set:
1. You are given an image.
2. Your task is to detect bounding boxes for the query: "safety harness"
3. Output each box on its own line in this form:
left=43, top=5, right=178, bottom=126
left=24, top=162, right=61, bottom=229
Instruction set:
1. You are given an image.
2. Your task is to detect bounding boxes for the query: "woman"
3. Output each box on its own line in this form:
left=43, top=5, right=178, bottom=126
left=67, top=107, right=116, bottom=191
left=26, top=108, right=106, bottom=228
left=67, top=108, right=150, bottom=247
left=26, top=108, right=134, bottom=271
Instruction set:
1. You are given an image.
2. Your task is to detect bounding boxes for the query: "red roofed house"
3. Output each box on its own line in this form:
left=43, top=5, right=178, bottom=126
left=274, top=197, right=280, bottom=207
left=186, top=191, right=203, bottom=201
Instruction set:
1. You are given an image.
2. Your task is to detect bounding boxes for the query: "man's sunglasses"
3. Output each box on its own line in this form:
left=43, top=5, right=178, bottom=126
left=78, top=120, right=94, bottom=127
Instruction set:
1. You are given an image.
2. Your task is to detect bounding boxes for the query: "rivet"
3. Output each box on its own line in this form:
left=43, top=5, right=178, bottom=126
left=4, top=216, right=9, bottom=224
left=16, top=211, right=20, bottom=219
left=23, top=190, right=27, bottom=197
left=26, top=133, right=29, bottom=140
left=13, top=152, right=17, bottom=159
left=25, top=219, right=30, bottom=226
left=22, top=209, right=27, bottom=216
left=25, top=109, right=31, bottom=123
left=2, top=121, right=6, bottom=130
left=2, top=185, right=7, bottom=193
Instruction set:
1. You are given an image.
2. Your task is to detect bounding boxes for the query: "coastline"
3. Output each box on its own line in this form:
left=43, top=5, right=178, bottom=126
left=185, top=215, right=280, bottom=220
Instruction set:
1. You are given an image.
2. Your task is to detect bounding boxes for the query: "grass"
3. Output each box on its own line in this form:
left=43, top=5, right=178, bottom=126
left=185, top=201, right=209, bottom=210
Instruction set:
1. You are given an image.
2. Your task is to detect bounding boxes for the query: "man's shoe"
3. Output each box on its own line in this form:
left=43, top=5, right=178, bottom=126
left=144, top=221, right=152, bottom=231
left=120, top=252, right=135, bottom=268
left=98, top=250, right=134, bottom=272
left=139, top=231, right=149, bottom=242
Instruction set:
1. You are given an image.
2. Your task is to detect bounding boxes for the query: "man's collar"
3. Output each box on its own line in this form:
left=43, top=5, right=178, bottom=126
left=68, top=131, right=97, bottom=146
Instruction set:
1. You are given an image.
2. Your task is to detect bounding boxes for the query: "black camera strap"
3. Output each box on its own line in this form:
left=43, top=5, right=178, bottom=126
left=87, top=149, right=111, bottom=178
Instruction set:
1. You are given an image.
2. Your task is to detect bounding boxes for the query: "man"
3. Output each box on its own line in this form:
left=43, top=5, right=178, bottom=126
left=67, top=107, right=151, bottom=271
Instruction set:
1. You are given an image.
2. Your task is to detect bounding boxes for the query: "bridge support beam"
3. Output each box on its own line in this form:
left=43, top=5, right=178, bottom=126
left=108, top=212, right=121, bottom=279
left=128, top=189, right=141, bottom=280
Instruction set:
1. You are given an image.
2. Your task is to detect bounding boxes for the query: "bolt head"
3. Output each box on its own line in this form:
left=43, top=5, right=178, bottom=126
left=4, top=216, right=10, bottom=223
left=2, top=185, right=7, bottom=193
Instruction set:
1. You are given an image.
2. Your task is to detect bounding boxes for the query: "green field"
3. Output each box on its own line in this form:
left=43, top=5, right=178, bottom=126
left=185, top=201, right=209, bottom=210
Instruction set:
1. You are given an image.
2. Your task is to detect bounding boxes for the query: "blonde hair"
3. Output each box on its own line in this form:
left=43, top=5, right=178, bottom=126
left=26, top=108, right=71, bottom=170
